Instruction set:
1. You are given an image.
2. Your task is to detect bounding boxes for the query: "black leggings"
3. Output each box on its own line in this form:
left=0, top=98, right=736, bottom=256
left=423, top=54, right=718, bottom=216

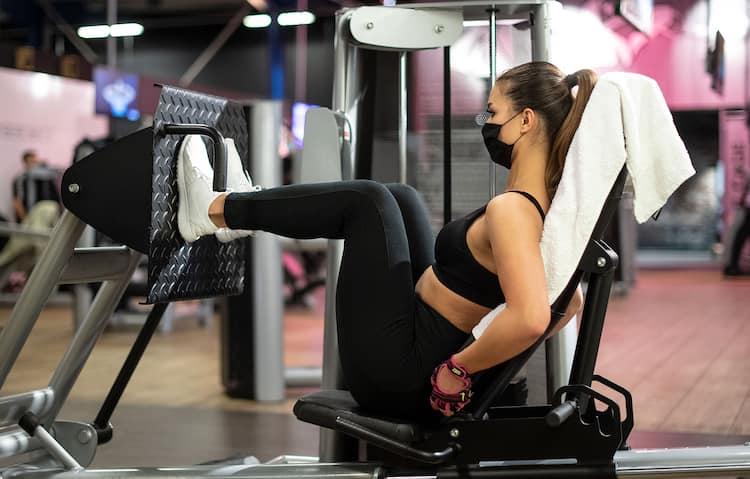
left=225, top=180, right=468, bottom=420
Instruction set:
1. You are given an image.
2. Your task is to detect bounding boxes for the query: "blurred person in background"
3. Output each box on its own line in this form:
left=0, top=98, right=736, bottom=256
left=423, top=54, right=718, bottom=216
left=12, top=150, right=60, bottom=223
left=724, top=167, right=750, bottom=277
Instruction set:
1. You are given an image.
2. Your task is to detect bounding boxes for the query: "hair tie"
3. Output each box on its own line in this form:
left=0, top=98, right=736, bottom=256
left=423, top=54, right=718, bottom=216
left=563, top=73, right=578, bottom=89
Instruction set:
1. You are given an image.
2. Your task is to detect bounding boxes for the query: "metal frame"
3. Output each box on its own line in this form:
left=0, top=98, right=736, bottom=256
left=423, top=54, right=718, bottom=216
left=322, top=0, right=567, bottom=450
left=0, top=3, right=748, bottom=478
left=0, top=210, right=141, bottom=461
left=0, top=220, right=93, bottom=325
left=248, top=100, right=321, bottom=400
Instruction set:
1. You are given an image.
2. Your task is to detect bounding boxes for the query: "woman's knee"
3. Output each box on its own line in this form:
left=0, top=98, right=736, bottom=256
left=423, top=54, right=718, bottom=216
left=384, top=182, right=418, bottom=198
left=347, top=180, right=396, bottom=208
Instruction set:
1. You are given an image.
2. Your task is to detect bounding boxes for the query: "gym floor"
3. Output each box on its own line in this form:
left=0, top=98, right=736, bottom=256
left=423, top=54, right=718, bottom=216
left=1, top=268, right=749, bottom=467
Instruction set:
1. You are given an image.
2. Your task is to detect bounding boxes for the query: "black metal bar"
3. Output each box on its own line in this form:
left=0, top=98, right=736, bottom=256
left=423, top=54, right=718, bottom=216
left=568, top=252, right=616, bottom=388
left=470, top=339, right=543, bottom=419
left=593, top=374, right=634, bottom=445
left=443, top=46, right=452, bottom=226
left=92, top=302, right=169, bottom=443
left=545, top=399, right=577, bottom=427
left=157, top=123, right=227, bottom=192
left=335, top=416, right=456, bottom=465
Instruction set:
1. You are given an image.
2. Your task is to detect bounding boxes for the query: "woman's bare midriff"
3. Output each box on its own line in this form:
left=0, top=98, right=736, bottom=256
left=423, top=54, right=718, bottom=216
left=415, top=267, right=493, bottom=334
left=415, top=211, right=497, bottom=333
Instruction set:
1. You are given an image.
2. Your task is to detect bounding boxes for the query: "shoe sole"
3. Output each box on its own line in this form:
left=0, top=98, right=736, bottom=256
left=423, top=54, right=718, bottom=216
left=177, top=137, right=199, bottom=243
left=214, top=138, right=257, bottom=243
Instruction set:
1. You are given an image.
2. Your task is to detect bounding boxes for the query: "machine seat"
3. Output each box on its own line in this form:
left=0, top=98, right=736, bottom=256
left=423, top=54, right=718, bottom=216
left=293, top=168, right=632, bottom=466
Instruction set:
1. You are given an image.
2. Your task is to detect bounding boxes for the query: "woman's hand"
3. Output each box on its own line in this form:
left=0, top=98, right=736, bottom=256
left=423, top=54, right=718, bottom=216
left=429, top=356, right=473, bottom=416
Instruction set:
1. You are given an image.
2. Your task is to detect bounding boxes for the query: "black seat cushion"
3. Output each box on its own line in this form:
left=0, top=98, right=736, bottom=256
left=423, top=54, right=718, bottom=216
left=293, top=390, right=425, bottom=444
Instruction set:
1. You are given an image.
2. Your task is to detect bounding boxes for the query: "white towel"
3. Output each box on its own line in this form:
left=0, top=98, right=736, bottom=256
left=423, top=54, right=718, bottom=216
left=473, top=72, right=695, bottom=338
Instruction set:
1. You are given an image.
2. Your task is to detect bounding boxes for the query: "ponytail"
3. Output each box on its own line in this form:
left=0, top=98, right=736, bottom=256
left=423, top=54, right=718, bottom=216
left=546, top=69, right=597, bottom=196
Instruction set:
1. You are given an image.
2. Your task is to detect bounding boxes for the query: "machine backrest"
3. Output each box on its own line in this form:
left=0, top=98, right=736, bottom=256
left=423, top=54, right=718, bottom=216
left=467, top=166, right=630, bottom=418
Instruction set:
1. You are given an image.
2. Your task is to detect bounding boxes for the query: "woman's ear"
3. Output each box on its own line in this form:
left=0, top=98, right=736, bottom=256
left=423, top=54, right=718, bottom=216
left=519, top=107, right=536, bottom=133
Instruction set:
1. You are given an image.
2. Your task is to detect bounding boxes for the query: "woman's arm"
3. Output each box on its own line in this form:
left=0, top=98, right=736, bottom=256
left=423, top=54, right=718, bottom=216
left=451, top=194, right=550, bottom=373
left=548, top=285, right=583, bottom=338
left=13, top=198, right=26, bottom=222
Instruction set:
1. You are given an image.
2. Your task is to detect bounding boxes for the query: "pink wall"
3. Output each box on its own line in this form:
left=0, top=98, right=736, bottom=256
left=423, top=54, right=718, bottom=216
left=0, top=67, right=109, bottom=221
left=623, top=1, right=746, bottom=110
left=413, top=0, right=748, bottom=120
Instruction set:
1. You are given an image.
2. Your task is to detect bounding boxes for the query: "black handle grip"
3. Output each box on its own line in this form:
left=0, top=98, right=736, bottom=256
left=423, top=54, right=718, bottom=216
left=157, top=123, right=227, bottom=192
left=335, top=416, right=457, bottom=465
left=545, top=400, right=577, bottom=428
left=19, top=411, right=40, bottom=435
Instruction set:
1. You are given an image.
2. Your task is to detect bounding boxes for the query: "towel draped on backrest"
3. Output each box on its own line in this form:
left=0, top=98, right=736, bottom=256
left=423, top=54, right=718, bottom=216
left=473, top=72, right=695, bottom=338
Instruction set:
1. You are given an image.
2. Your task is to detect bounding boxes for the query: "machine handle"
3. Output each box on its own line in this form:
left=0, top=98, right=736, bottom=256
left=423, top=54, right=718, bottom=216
left=593, top=374, right=635, bottom=447
left=157, top=123, right=227, bottom=192
left=545, top=399, right=578, bottom=428
left=334, top=416, right=457, bottom=465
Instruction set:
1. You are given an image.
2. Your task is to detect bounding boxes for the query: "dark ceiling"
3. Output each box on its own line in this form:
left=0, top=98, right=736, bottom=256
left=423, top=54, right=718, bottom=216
left=0, top=0, right=360, bottom=37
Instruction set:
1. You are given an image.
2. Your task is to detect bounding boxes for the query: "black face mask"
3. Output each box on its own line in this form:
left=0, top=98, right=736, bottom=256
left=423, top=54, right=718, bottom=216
left=481, top=111, right=522, bottom=169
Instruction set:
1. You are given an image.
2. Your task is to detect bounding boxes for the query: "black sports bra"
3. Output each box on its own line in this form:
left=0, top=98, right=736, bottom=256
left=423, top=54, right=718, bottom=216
left=432, top=191, right=545, bottom=308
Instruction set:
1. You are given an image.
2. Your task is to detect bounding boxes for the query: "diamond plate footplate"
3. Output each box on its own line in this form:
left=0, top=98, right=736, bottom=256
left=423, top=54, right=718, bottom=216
left=148, top=86, right=248, bottom=303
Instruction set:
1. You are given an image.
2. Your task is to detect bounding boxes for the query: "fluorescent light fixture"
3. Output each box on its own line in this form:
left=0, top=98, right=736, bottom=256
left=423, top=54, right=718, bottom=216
left=110, top=23, right=144, bottom=37
left=277, top=11, right=316, bottom=26
left=243, top=14, right=272, bottom=28
left=78, top=23, right=143, bottom=38
left=77, top=25, right=110, bottom=39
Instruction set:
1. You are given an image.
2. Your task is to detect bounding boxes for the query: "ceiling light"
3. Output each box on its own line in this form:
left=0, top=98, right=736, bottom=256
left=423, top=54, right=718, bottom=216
left=277, top=11, right=315, bottom=26
left=77, top=25, right=110, bottom=39
left=77, top=23, right=143, bottom=39
left=243, top=14, right=272, bottom=28
left=110, top=23, right=144, bottom=37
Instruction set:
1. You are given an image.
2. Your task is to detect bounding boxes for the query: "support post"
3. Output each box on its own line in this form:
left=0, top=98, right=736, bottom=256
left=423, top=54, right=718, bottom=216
left=398, top=51, right=408, bottom=184
left=0, top=211, right=85, bottom=387
left=530, top=2, right=554, bottom=63
left=46, top=249, right=142, bottom=427
left=443, top=46, right=452, bottom=225
left=319, top=10, right=359, bottom=462
left=250, top=101, right=285, bottom=402
left=530, top=1, right=577, bottom=402
left=488, top=8, right=498, bottom=198
left=106, top=0, right=117, bottom=68
left=295, top=0, right=309, bottom=102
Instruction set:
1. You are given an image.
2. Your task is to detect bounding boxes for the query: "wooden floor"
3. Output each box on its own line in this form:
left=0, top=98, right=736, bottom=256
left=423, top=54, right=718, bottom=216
left=1, top=268, right=748, bottom=448
left=595, top=269, right=750, bottom=435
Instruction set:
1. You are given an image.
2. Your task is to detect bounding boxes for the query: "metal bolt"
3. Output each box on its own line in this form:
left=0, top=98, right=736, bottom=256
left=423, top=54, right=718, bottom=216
left=366, top=22, right=374, bottom=29
left=434, top=24, right=445, bottom=33
left=596, top=257, right=606, bottom=268
left=449, top=428, right=460, bottom=438
left=77, top=428, right=93, bottom=444
left=68, top=183, right=80, bottom=194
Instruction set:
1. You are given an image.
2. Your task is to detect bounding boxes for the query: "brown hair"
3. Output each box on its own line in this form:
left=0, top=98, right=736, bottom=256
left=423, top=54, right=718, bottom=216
left=496, top=62, right=597, bottom=196
left=21, top=150, right=37, bottom=164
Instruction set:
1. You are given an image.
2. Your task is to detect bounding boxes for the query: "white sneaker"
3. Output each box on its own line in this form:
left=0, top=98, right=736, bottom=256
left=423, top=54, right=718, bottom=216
left=214, top=138, right=261, bottom=243
left=177, top=135, right=222, bottom=243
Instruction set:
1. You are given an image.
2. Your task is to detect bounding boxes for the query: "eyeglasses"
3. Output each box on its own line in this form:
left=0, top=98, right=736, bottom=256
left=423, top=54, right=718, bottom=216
left=475, top=109, right=525, bottom=127
left=475, top=112, right=490, bottom=126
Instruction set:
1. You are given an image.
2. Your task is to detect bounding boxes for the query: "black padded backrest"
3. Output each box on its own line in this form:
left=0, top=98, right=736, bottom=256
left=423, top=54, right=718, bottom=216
left=466, top=166, right=629, bottom=418
left=548, top=166, right=629, bottom=317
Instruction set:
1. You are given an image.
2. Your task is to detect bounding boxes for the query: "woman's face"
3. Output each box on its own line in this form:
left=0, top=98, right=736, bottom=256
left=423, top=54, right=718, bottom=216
left=486, top=85, right=522, bottom=144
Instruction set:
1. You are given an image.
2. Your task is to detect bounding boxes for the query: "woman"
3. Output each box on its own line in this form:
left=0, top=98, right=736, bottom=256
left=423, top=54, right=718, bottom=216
left=178, top=61, right=596, bottom=420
